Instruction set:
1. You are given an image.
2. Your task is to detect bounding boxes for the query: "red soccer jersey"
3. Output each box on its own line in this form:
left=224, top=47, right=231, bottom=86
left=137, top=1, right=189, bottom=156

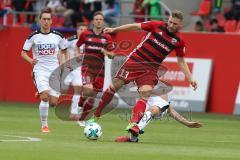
left=76, top=29, right=114, bottom=78
left=76, top=29, right=114, bottom=60
left=129, top=20, right=185, bottom=68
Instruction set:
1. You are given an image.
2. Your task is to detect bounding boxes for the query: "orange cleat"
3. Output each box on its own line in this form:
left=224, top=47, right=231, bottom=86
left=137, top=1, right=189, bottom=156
left=41, top=126, right=50, bottom=133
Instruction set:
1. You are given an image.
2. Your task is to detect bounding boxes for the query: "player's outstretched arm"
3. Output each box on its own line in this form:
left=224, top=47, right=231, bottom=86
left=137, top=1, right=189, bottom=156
left=168, top=106, right=203, bottom=128
left=21, top=50, right=37, bottom=65
left=104, top=23, right=142, bottom=33
left=177, top=57, right=198, bottom=90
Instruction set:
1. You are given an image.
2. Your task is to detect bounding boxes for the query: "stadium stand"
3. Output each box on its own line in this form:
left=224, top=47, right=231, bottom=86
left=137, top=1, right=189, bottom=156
left=191, top=0, right=212, bottom=16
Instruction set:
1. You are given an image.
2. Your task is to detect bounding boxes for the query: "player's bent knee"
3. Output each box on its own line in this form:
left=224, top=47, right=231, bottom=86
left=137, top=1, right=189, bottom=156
left=138, top=85, right=153, bottom=99
left=149, top=106, right=161, bottom=116
left=40, top=92, right=50, bottom=102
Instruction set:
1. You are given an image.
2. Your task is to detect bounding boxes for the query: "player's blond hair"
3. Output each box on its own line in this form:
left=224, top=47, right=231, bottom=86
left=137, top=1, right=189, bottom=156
left=171, top=10, right=183, bottom=21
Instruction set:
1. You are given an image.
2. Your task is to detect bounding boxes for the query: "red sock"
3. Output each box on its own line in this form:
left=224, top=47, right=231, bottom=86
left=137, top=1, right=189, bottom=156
left=79, top=98, right=95, bottom=121
left=130, top=99, right=147, bottom=123
left=94, top=86, right=115, bottom=118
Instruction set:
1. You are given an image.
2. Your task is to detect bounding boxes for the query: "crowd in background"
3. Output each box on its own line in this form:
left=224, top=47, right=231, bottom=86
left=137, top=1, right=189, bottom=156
left=1, top=0, right=240, bottom=33
left=0, top=0, right=119, bottom=28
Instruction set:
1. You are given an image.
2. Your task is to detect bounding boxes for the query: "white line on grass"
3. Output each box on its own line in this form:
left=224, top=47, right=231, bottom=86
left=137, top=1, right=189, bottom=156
left=0, top=135, right=42, bottom=142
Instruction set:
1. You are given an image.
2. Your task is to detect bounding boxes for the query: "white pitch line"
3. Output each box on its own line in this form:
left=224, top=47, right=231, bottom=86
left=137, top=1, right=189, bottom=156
left=0, top=135, right=42, bottom=142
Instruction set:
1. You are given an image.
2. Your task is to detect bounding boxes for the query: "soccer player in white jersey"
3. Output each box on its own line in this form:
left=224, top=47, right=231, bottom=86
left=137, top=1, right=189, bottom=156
left=60, top=23, right=87, bottom=124
left=21, top=8, right=69, bottom=133
left=116, top=94, right=203, bottom=142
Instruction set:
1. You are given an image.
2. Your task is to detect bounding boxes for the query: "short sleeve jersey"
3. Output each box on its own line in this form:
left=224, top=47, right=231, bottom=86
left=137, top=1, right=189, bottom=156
left=129, top=20, right=185, bottom=68
left=23, top=29, right=68, bottom=72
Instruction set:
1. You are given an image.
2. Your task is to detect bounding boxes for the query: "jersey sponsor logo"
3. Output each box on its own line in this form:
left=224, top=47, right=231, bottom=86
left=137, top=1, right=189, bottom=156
left=153, top=38, right=171, bottom=52
left=118, top=68, right=130, bottom=79
left=37, top=43, right=55, bottom=55
left=87, top=45, right=102, bottom=50
left=101, top=38, right=106, bottom=44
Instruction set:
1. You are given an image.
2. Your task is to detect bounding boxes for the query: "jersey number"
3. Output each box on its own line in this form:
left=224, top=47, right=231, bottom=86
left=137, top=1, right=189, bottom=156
left=119, top=69, right=129, bottom=79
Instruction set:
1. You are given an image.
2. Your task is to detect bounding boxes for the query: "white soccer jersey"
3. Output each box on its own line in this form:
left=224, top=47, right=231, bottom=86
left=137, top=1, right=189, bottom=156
left=61, top=35, right=84, bottom=87
left=23, top=29, right=68, bottom=72
left=67, top=35, right=84, bottom=60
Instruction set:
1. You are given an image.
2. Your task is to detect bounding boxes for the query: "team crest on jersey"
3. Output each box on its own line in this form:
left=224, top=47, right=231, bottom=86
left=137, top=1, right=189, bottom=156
left=171, top=38, right=177, bottom=44
left=37, top=43, right=55, bottom=55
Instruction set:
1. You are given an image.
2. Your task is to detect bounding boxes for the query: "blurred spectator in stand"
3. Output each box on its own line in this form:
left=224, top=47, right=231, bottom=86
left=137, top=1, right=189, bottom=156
left=0, top=0, right=13, bottom=26
left=195, top=20, right=205, bottom=32
left=71, top=0, right=103, bottom=28
left=213, top=0, right=223, bottom=13
left=102, top=0, right=119, bottom=26
left=210, top=18, right=225, bottom=32
left=91, top=0, right=102, bottom=13
left=12, top=0, right=25, bottom=23
left=224, top=0, right=240, bottom=21
left=71, top=1, right=91, bottom=27
left=46, top=0, right=65, bottom=15
left=133, top=0, right=145, bottom=22
left=63, top=0, right=80, bottom=27
left=142, top=0, right=162, bottom=20
left=25, top=0, right=36, bottom=23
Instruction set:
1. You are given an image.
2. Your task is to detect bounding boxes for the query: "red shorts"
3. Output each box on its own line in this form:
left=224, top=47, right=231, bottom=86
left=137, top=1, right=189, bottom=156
left=81, top=65, right=104, bottom=92
left=115, top=59, right=158, bottom=87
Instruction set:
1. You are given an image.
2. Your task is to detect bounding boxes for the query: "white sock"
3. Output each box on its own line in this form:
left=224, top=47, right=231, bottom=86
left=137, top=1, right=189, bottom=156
left=70, top=95, right=80, bottom=114
left=39, top=101, right=49, bottom=127
left=137, top=111, right=152, bottom=130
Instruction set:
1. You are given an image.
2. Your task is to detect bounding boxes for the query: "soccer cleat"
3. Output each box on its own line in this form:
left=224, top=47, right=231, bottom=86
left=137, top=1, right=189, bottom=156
left=115, top=136, right=138, bottom=143
left=77, top=121, right=86, bottom=127
left=41, top=126, right=50, bottom=133
left=125, top=122, right=137, bottom=131
left=129, top=125, right=140, bottom=136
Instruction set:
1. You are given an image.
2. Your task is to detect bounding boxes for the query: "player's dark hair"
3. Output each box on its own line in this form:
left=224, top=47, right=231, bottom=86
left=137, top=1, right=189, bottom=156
left=39, top=8, right=52, bottom=19
left=171, top=10, right=183, bottom=21
left=93, top=11, right=104, bottom=19
left=77, top=22, right=88, bottom=28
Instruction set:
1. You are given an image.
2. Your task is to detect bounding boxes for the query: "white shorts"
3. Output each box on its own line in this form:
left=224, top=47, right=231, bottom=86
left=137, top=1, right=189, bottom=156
left=64, top=67, right=82, bottom=86
left=146, top=96, right=170, bottom=117
left=33, top=71, right=61, bottom=97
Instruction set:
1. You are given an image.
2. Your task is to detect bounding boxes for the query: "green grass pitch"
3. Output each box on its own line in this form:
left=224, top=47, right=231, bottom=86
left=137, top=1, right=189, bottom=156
left=0, top=102, right=240, bottom=160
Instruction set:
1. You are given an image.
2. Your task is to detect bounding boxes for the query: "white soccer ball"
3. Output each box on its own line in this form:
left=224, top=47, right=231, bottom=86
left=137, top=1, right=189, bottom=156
left=84, top=123, right=102, bottom=140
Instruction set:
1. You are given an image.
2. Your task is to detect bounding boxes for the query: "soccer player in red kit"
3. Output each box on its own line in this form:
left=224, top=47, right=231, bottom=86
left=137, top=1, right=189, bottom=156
left=92, top=10, right=198, bottom=140
left=75, top=11, right=115, bottom=122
